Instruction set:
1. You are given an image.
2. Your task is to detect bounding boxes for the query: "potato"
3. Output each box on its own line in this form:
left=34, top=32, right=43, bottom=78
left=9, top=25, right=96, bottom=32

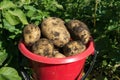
left=23, top=24, right=41, bottom=46
left=41, top=17, right=65, bottom=27
left=67, top=20, right=91, bottom=44
left=41, top=17, right=70, bottom=47
left=54, top=53, right=66, bottom=58
left=63, top=41, right=86, bottom=56
left=53, top=49, right=66, bottom=58
left=32, top=38, right=54, bottom=57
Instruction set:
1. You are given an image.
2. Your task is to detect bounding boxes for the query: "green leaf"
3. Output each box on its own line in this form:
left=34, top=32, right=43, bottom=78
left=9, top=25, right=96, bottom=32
left=0, top=24, right=2, bottom=28
left=3, top=10, right=20, bottom=25
left=20, top=0, right=31, bottom=4
left=8, top=9, right=28, bottom=25
left=0, top=0, right=16, bottom=9
left=108, top=25, right=119, bottom=31
left=3, top=19, right=18, bottom=32
left=53, top=1, right=63, bottom=10
left=0, top=11, right=2, bottom=22
left=3, top=19, right=21, bottom=39
left=26, top=10, right=35, bottom=17
left=102, top=60, right=108, bottom=67
left=30, top=10, right=49, bottom=21
left=24, top=5, right=36, bottom=11
left=0, top=50, right=7, bottom=66
left=104, top=77, right=108, bottom=80
left=24, top=5, right=37, bottom=17
left=0, top=67, right=22, bottom=80
left=31, top=16, right=42, bottom=20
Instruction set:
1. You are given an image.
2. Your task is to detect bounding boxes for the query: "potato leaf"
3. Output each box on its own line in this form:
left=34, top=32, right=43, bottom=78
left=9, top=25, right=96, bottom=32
left=0, top=0, right=16, bottom=9
left=3, top=11, right=20, bottom=25
left=53, top=1, right=63, bottom=10
left=8, top=9, right=28, bottom=25
left=0, top=50, right=7, bottom=66
left=0, top=24, right=2, bottom=28
left=0, top=67, right=22, bottom=80
left=24, top=5, right=37, bottom=17
left=24, top=5, right=36, bottom=11
left=20, top=0, right=31, bottom=4
left=3, top=19, right=21, bottom=34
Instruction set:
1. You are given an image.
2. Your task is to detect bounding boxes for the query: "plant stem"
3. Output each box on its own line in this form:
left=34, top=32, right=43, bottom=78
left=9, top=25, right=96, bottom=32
left=93, top=0, right=99, bottom=27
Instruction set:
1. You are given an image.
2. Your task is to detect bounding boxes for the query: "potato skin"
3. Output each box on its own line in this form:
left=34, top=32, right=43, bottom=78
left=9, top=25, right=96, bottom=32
left=67, top=20, right=91, bottom=44
left=53, top=49, right=66, bottom=58
left=41, top=17, right=70, bottom=47
left=23, top=24, right=41, bottom=46
left=63, top=41, right=86, bottom=56
left=32, top=38, right=54, bottom=57
left=54, top=53, right=66, bottom=58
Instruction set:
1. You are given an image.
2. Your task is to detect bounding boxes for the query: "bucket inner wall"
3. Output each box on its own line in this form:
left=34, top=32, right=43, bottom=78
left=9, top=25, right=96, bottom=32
left=31, top=59, right=86, bottom=80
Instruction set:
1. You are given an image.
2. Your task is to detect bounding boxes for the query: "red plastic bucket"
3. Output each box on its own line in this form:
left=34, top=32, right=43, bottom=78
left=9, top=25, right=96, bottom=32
left=18, top=39, right=95, bottom=80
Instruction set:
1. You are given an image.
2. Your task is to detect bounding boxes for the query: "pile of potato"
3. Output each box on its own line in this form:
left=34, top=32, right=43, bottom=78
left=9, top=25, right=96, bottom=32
left=23, top=17, right=91, bottom=58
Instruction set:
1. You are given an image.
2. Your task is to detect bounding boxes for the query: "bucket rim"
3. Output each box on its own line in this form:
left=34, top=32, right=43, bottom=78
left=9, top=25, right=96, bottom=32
left=18, top=39, right=95, bottom=64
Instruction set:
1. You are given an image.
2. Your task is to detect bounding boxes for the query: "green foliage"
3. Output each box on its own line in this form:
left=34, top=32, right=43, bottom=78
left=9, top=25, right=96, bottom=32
left=0, top=0, right=120, bottom=80
left=0, top=0, right=16, bottom=9
left=0, top=50, right=7, bottom=66
left=0, top=67, right=21, bottom=80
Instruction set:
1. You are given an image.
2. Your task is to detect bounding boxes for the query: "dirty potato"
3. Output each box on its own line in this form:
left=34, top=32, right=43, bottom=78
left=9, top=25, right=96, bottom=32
left=54, top=53, right=66, bottom=58
left=67, top=20, right=91, bottom=44
left=63, top=41, right=86, bottom=56
left=53, top=49, right=66, bottom=58
left=41, top=17, right=70, bottom=47
left=23, top=24, right=41, bottom=46
left=32, top=38, right=54, bottom=57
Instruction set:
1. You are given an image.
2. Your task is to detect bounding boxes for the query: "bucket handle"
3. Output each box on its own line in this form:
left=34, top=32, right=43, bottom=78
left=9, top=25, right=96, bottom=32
left=79, top=50, right=98, bottom=80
